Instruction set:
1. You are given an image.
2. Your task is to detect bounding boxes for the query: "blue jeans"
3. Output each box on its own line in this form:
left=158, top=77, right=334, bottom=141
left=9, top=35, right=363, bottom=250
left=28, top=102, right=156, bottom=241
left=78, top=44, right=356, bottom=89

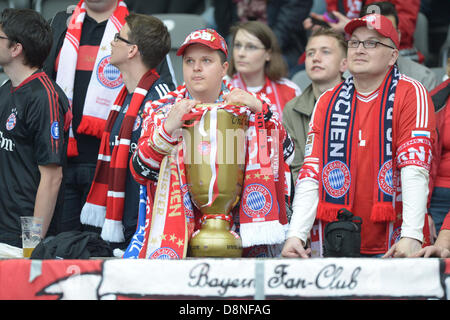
left=429, top=187, right=450, bottom=233
left=59, top=163, right=96, bottom=233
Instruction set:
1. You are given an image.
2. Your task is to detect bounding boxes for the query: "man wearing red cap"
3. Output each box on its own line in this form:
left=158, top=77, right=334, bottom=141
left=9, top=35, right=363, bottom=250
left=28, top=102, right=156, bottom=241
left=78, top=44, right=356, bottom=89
left=121, top=28, right=294, bottom=259
left=282, top=14, right=436, bottom=258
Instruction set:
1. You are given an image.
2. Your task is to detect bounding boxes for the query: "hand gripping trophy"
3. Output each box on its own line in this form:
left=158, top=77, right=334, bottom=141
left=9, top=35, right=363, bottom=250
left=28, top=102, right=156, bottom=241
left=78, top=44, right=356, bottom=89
left=124, top=29, right=289, bottom=259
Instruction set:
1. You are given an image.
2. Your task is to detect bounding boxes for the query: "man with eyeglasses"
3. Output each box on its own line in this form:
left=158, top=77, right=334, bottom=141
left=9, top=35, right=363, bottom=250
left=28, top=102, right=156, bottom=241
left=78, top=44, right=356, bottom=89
left=42, top=0, right=176, bottom=234
left=79, top=13, right=171, bottom=249
left=0, top=9, right=70, bottom=248
left=282, top=14, right=436, bottom=258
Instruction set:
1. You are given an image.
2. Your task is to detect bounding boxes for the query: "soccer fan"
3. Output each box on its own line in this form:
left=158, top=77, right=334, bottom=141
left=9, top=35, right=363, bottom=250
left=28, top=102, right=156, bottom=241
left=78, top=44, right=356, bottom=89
left=0, top=9, right=70, bottom=247
left=79, top=14, right=172, bottom=250
left=123, top=28, right=294, bottom=259
left=283, top=27, right=347, bottom=181
left=227, top=20, right=301, bottom=120
left=43, top=0, right=175, bottom=233
left=358, top=1, right=438, bottom=91
left=304, top=0, right=422, bottom=62
left=282, top=14, right=436, bottom=258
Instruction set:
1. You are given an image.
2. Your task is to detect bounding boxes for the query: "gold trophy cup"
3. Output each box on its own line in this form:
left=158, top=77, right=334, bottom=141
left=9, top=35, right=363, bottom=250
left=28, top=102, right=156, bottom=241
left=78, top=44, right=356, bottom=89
left=183, top=104, right=248, bottom=257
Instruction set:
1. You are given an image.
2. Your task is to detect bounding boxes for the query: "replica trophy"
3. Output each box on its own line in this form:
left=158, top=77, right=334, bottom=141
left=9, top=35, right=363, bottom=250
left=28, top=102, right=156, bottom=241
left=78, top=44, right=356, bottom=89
left=184, top=104, right=248, bottom=257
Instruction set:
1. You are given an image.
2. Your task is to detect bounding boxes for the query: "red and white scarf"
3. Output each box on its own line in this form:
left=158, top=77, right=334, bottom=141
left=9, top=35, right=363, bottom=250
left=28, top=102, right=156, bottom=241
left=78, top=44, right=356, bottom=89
left=80, top=69, right=160, bottom=242
left=56, top=0, right=128, bottom=157
left=123, top=81, right=288, bottom=258
left=230, top=73, right=284, bottom=118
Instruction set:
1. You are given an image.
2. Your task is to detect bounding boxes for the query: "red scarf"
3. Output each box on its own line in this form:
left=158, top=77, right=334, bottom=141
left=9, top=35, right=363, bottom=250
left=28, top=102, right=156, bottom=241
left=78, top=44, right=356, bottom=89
left=231, top=73, right=284, bottom=118
left=57, top=0, right=129, bottom=157
left=80, top=69, right=159, bottom=242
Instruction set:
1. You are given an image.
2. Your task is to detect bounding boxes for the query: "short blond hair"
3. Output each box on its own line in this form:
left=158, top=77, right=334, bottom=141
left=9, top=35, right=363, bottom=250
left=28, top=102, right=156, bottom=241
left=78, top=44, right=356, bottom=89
left=307, top=27, right=347, bottom=57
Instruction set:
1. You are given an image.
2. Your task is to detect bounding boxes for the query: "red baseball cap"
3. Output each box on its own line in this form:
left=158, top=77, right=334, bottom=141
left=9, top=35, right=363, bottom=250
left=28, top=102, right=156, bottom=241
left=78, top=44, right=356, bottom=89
left=344, top=14, right=400, bottom=49
left=176, top=28, right=228, bottom=57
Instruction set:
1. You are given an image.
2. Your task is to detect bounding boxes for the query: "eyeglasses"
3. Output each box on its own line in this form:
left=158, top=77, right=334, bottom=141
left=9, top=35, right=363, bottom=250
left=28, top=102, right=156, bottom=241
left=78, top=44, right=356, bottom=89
left=347, top=39, right=395, bottom=50
left=114, top=33, right=133, bottom=45
left=233, top=42, right=265, bottom=52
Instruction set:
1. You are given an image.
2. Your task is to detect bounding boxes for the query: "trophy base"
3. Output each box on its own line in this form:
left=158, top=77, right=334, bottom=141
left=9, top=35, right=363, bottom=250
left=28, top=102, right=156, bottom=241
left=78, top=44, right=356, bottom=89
left=188, top=218, right=243, bottom=257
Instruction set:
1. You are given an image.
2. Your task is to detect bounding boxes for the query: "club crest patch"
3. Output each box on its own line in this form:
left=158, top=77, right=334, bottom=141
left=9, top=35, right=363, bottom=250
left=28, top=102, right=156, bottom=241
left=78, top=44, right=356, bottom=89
left=389, top=227, right=401, bottom=248
left=149, top=247, right=179, bottom=259
left=378, top=160, right=394, bottom=195
left=51, top=121, right=60, bottom=140
left=322, top=160, right=351, bottom=198
left=245, top=245, right=269, bottom=258
left=96, top=55, right=123, bottom=89
left=6, top=113, right=16, bottom=131
left=197, top=141, right=211, bottom=155
left=242, top=183, right=273, bottom=220
left=133, top=115, right=141, bottom=132
left=181, top=184, right=194, bottom=219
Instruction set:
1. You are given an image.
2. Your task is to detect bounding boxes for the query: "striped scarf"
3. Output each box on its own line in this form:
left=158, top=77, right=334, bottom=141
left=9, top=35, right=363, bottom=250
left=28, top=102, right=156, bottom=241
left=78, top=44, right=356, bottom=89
left=56, top=0, right=128, bottom=157
left=80, top=69, right=160, bottom=242
left=317, top=65, right=400, bottom=222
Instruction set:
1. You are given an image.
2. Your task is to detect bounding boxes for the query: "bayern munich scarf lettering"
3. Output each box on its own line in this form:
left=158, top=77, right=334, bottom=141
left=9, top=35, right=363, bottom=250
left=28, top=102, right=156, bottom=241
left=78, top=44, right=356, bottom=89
left=317, top=65, right=399, bottom=222
left=80, top=69, right=159, bottom=242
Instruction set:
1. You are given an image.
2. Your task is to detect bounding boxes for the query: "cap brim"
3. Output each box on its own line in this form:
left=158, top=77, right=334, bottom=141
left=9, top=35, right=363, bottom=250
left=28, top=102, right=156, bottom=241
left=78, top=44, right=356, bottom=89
left=344, top=19, right=369, bottom=35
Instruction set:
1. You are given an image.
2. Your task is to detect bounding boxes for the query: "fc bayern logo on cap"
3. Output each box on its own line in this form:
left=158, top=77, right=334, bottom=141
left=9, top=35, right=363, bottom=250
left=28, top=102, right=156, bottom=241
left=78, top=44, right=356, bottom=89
left=6, top=113, right=16, bottom=130
left=149, top=247, right=180, bottom=259
left=97, top=55, right=123, bottom=89
left=378, top=160, right=394, bottom=195
left=242, top=183, right=273, bottom=219
left=322, top=160, right=351, bottom=198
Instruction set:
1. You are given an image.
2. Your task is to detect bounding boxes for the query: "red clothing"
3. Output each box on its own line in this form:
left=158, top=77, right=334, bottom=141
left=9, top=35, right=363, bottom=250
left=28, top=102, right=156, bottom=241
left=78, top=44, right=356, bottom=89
left=326, top=0, right=420, bottom=50
left=431, top=79, right=450, bottom=189
left=303, top=74, right=436, bottom=254
left=230, top=73, right=301, bottom=120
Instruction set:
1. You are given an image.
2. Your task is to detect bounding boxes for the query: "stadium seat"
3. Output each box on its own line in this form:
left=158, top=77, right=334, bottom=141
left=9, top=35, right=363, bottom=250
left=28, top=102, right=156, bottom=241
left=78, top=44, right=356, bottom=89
left=33, top=0, right=77, bottom=20
left=431, top=67, right=446, bottom=82
left=13, top=0, right=31, bottom=8
left=413, top=12, right=429, bottom=62
left=0, top=1, right=12, bottom=11
left=154, top=14, right=208, bottom=86
left=0, top=71, right=9, bottom=86
left=291, top=69, right=311, bottom=92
